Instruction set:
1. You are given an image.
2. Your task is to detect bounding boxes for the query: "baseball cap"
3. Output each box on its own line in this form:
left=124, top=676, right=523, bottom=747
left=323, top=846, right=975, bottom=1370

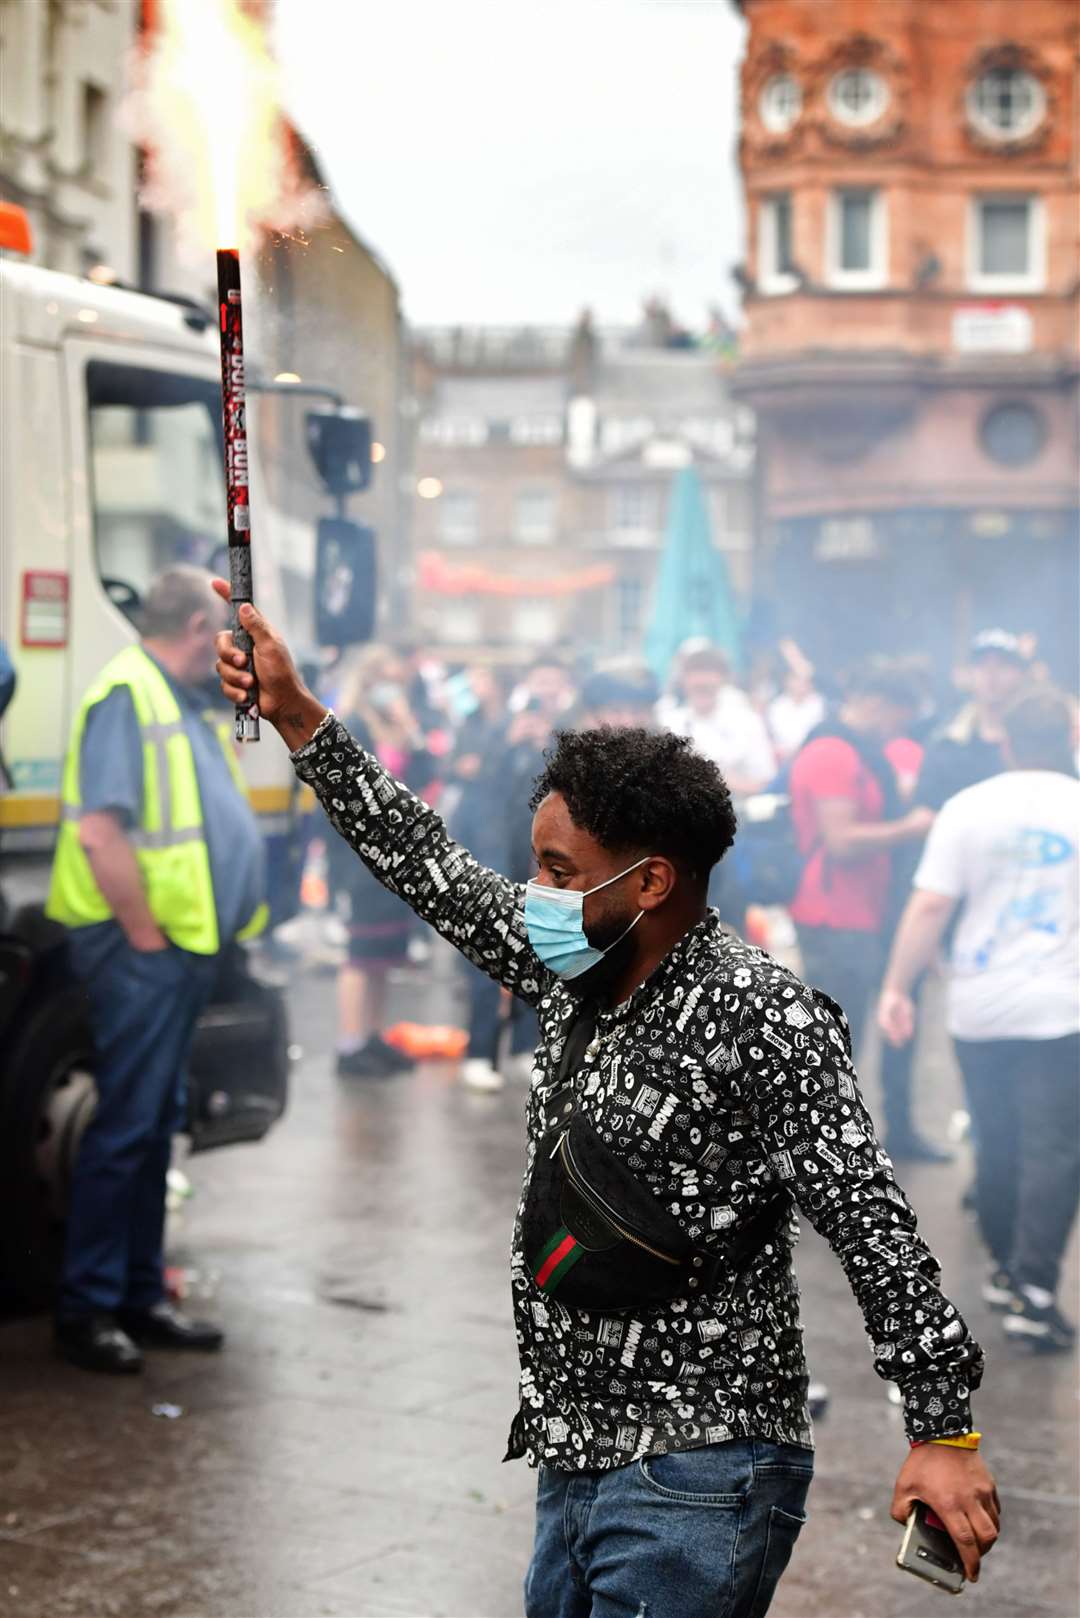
left=970, top=628, right=1025, bottom=664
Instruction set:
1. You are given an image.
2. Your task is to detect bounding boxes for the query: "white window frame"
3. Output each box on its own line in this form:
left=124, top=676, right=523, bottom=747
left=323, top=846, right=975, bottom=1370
left=609, top=483, right=659, bottom=545
left=758, top=193, right=797, bottom=295
left=439, top=489, right=480, bottom=545
left=759, top=74, right=802, bottom=135
left=967, top=69, right=1046, bottom=144
left=968, top=193, right=1046, bottom=293
left=513, top=486, right=557, bottom=545
left=827, top=187, right=888, bottom=290
left=827, top=67, right=889, bottom=128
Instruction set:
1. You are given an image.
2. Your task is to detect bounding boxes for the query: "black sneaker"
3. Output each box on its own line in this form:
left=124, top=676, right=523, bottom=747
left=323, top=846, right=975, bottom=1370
left=336, top=1036, right=415, bottom=1079
left=1003, top=1292, right=1076, bottom=1352
left=982, top=1267, right=1018, bottom=1310
left=368, top=1034, right=417, bottom=1074
left=54, top=1313, right=143, bottom=1374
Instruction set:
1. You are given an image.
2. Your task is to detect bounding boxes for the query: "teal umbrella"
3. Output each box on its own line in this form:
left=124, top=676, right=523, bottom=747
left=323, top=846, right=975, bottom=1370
left=644, top=465, right=741, bottom=681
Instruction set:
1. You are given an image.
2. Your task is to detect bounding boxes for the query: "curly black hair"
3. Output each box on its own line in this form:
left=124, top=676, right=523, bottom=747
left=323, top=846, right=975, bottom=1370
left=529, top=726, right=737, bottom=885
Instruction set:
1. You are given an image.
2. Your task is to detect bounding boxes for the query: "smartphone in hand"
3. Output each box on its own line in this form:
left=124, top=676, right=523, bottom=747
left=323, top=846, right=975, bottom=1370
left=897, top=1501, right=966, bottom=1595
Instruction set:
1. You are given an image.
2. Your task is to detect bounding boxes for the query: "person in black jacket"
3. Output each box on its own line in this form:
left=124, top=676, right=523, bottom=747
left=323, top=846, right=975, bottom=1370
left=215, top=590, right=1001, bottom=1615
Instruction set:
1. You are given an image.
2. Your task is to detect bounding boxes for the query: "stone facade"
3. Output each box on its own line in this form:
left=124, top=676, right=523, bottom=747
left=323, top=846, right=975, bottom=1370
left=410, top=318, right=754, bottom=657
left=0, top=0, right=138, bottom=277
left=733, top=0, right=1080, bottom=681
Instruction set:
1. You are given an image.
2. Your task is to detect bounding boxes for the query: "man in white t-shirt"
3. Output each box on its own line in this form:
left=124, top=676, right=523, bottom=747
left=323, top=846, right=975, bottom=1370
left=879, top=690, right=1079, bottom=1352
left=664, top=646, right=776, bottom=796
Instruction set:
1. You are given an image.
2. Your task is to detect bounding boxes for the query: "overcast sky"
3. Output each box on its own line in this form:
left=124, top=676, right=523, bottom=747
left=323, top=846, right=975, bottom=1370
left=272, top=0, right=747, bottom=330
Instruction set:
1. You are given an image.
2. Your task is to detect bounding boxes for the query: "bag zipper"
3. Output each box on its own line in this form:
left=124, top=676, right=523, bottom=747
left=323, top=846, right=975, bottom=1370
left=558, top=1132, right=682, bottom=1267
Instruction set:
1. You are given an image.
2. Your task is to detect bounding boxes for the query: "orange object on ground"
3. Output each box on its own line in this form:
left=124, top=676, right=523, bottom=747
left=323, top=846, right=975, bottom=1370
left=383, top=1022, right=469, bottom=1060
left=0, top=203, right=33, bottom=255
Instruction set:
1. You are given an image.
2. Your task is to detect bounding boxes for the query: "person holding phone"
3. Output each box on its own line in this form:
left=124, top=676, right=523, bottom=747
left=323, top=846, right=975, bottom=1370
left=213, top=582, right=1000, bottom=1615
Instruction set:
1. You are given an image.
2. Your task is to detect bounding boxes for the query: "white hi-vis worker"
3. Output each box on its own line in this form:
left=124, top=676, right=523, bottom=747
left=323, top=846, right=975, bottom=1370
left=47, top=644, right=267, bottom=954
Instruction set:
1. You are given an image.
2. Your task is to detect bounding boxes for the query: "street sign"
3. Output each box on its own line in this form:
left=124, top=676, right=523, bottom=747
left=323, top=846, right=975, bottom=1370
left=952, top=304, right=1033, bottom=355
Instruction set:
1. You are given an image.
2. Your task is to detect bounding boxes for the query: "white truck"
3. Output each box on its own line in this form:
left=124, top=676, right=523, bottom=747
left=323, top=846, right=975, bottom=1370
left=0, top=243, right=373, bottom=1307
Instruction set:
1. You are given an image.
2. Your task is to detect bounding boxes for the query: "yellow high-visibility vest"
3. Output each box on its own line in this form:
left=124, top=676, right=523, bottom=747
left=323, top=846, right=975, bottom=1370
left=46, top=644, right=267, bottom=954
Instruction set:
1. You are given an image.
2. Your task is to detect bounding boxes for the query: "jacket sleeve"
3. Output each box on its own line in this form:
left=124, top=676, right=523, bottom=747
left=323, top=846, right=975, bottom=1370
left=291, top=712, right=551, bottom=1004
left=737, top=965, right=983, bottom=1441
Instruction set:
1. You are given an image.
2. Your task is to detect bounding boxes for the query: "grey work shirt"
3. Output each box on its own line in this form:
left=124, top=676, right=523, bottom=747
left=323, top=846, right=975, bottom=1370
left=77, top=652, right=264, bottom=948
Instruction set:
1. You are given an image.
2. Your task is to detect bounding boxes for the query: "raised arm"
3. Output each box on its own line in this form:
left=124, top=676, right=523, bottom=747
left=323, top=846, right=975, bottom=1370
left=212, top=583, right=551, bottom=1003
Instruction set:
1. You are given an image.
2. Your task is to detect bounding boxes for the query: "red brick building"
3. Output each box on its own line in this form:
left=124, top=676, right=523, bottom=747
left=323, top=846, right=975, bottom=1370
left=733, top=0, right=1079, bottom=681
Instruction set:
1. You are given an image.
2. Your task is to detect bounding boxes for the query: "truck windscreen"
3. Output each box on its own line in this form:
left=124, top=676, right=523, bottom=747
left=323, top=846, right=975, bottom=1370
left=86, top=360, right=227, bottom=625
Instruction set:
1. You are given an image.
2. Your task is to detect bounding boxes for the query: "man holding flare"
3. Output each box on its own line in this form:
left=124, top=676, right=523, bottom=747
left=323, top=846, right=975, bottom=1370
left=213, top=580, right=999, bottom=1617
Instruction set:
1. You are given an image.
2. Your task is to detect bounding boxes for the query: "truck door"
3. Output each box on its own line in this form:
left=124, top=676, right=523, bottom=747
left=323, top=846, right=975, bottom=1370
left=62, top=340, right=225, bottom=707
left=61, top=337, right=302, bottom=913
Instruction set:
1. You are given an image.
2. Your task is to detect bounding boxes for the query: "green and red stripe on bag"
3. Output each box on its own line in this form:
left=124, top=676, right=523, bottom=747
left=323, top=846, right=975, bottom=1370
left=532, top=1225, right=586, bottom=1294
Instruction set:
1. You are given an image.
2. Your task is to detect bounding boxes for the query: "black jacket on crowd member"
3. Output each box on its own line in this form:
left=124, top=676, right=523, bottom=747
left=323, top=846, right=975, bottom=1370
left=914, top=708, right=1005, bottom=813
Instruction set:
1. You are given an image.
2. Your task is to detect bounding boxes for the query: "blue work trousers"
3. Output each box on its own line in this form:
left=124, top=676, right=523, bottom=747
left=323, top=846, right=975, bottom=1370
left=58, top=928, right=218, bottom=1318
left=525, top=1439, right=814, bottom=1618
left=466, top=960, right=538, bottom=1064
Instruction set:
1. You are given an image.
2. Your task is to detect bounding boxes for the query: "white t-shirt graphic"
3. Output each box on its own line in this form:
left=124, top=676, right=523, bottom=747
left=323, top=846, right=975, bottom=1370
left=914, top=770, right=1080, bottom=1041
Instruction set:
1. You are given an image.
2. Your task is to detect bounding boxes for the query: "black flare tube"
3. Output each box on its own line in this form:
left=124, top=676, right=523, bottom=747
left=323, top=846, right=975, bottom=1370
left=216, top=247, right=259, bottom=743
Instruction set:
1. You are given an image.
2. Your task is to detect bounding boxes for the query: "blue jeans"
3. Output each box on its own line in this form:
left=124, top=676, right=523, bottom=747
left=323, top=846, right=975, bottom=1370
left=59, top=926, right=218, bottom=1317
left=524, top=1439, right=814, bottom=1618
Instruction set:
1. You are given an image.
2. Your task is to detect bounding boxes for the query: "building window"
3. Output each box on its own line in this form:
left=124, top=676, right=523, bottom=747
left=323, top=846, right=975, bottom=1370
left=509, top=415, right=563, bottom=446
left=759, top=74, right=802, bottom=134
left=83, top=83, right=109, bottom=173
left=758, top=194, right=797, bottom=294
left=970, top=195, right=1044, bottom=290
left=827, top=67, right=889, bottom=128
left=440, top=491, right=479, bottom=544
left=441, top=604, right=482, bottom=643
left=828, top=189, right=887, bottom=289
left=514, top=487, right=556, bottom=544
left=513, top=601, right=559, bottom=644
left=610, top=484, right=658, bottom=544
left=979, top=401, right=1047, bottom=467
left=418, top=416, right=488, bottom=447
left=616, top=577, right=645, bottom=643
left=968, top=68, right=1045, bottom=143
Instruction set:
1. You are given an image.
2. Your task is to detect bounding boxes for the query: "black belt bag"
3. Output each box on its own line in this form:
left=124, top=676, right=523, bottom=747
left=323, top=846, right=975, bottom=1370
left=522, top=1010, right=788, bottom=1315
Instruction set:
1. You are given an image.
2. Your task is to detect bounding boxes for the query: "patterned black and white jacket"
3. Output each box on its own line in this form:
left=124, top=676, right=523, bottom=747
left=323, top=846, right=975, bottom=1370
left=293, top=714, right=983, bottom=1473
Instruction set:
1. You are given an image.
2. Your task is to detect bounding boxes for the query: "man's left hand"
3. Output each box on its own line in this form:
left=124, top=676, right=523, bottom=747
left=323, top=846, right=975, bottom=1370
left=891, top=1444, right=1000, bottom=1584
left=878, top=987, right=916, bottom=1046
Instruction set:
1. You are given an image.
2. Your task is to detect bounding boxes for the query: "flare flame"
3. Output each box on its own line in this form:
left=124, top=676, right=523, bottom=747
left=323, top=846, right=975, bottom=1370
left=128, top=0, right=322, bottom=255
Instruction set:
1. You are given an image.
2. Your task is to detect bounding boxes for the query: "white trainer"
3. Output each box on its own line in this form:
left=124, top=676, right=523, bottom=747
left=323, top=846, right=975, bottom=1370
left=462, top=1058, right=504, bottom=1092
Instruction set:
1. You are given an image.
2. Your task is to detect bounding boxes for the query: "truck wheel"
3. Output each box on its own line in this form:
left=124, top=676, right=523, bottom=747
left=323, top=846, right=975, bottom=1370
left=0, top=985, right=97, bottom=1310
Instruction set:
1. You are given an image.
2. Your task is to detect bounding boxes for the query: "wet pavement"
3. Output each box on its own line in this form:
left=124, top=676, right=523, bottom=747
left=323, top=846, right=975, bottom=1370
left=1, top=942, right=1077, bottom=1618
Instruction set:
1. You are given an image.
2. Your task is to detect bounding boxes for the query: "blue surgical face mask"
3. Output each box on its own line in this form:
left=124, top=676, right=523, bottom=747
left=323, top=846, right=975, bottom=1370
left=524, top=857, right=651, bottom=981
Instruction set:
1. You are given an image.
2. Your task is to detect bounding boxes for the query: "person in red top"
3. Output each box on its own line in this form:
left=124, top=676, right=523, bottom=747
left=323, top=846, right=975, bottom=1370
left=790, top=665, right=932, bottom=1058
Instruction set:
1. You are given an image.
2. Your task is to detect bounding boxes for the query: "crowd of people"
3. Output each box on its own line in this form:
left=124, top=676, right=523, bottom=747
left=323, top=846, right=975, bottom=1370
left=306, top=623, right=1079, bottom=1353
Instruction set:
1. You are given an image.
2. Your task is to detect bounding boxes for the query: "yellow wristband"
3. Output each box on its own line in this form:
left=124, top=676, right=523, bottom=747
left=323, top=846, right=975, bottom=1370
left=930, top=1431, right=981, bottom=1451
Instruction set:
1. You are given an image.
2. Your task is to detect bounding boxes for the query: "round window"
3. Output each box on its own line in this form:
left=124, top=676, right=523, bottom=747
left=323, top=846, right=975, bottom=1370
left=979, top=401, right=1047, bottom=467
left=968, top=68, right=1045, bottom=142
left=828, top=67, right=889, bottom=127
left=759, top=74, right=802, bottom=135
